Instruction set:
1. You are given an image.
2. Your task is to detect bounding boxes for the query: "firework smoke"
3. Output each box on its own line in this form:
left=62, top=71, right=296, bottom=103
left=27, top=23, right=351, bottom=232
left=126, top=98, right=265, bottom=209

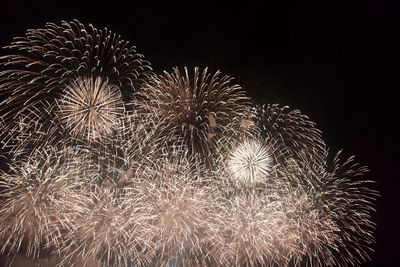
left=0, top=21, right=377, bottom=267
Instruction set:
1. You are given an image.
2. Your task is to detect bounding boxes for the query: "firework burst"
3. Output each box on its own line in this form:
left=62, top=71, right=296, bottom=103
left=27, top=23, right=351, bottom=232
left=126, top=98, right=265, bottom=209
left=255, top=104, right=327, bottom=164
left=282, top=152, right=378, bottom=266
left=57, top=185, right=156, bottom=267
left=136, top=165, right=217, bottom=267
left=0, top=146, right=96, bottom=259
left=208, top=151, right=377, bottom=267
left=57, top=76, right=125, bottom=141
left=132, top=67, right=254, bottom=165
left=0, top=20, right=152, bottom=123
left=226, top=139, right=273, bottom=185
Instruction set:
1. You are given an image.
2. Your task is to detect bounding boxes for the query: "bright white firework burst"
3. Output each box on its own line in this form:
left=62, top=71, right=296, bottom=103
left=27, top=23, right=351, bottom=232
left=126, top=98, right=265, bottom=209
left=57, top=76, right=125, bottom=141
left=227, top=140, right=272, bottom=185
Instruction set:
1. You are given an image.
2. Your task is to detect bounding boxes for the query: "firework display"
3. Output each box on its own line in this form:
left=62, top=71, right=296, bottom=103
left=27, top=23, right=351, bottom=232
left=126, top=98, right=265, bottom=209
left=0, top=21, right=377, bottom=267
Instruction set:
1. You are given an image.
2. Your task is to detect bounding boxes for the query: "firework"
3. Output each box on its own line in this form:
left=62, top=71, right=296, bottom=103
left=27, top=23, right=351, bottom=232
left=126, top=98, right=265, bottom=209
left=226, top=139, right=274, bottom=185
left=255, top=104, right=327, bottom=164
left=292, top=152, right=378, bottom=266
left=132, top=67, right=254, bottom=165
left=0, top=19, right=152, bottom=123
left=134, top=162, right=217, bottom=267
left=208, top=151, right=377, bottom=267
left=54, top=157, right=216, bottom=267
left=57, top=186, right=156, bottom=267
left=57, top=76, right=125, bottom=141
left=0, top=146, right=96, bottom=259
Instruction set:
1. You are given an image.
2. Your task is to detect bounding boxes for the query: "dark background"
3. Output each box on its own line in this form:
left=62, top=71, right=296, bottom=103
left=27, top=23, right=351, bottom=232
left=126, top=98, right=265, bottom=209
left=0, top=0, right=395, bottom=266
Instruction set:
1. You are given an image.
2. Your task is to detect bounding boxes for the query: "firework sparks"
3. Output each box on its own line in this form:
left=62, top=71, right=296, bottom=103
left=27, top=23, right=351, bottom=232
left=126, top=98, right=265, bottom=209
left=227, top=139, right=273, bottom=185
left=57, top=76, right=125, bottom=141
left=132, top=67, right=254, bottom=165
left=57, top=185, right=157, bottom=267
left=0, top=20, right=152, bottom=123
left=0, top=146, right=96, bottom=259
left=130, top=158, right=219, bottom=267
left=255, top=104, right=327, bottom=164
left=1, top=101, right=69, bottom=158
left=0, top=20, right=377, bottom=267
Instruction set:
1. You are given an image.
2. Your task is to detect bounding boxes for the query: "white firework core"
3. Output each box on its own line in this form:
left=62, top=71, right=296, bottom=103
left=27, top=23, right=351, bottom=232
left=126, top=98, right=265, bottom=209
left=58, top=77, right=124, bottom=140
left=228, top=140, right=272, bottom=184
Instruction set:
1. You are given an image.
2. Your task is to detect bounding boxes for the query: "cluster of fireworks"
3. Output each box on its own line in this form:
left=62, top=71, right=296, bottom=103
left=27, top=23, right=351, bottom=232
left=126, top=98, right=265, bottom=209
left=0, top=20, right=377, bottom=267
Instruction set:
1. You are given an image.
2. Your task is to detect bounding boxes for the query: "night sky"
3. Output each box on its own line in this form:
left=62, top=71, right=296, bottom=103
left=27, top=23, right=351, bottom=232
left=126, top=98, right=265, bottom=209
left=0, top=1, right=394, bottom=266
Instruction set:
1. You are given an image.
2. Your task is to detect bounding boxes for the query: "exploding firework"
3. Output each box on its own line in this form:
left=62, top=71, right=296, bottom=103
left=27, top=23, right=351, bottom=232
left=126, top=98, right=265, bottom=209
left=274, top=152, right=378, bottom=266
left=0, top=20, right=152, bottom=160
left=255, top=104, right=327, bottom=164
left=134, top=163, right=217, bottom=267
left=0, top=146, right=96, bottom=259
left=0, top=20, right=152, bottom=123
left=57, top=185, right=156, bottom=267
left=226, top=139, right=274, bottom=185
left=57, top=76, right=125, bottom=141
left=132, top=67, right=254, bottom=165
left=208, top=151, right=377, bottom=267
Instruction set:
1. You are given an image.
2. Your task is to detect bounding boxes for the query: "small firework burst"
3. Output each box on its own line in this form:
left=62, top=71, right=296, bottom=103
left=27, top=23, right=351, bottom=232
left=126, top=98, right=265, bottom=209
left=227, top=139, right=273, bottom=185
left=57, top=76, right=125, bottom=141
left=133, top=67, right=254, bottom=164
left=0, top=20, right=152, bottom=123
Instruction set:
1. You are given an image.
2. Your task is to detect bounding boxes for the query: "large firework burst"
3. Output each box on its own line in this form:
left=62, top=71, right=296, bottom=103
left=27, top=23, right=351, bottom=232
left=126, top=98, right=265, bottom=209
left=132, top=67, right=254, bottom=165
left=0, top=20, right=151, bottom=120
left=0, top=20, right=377, bottom=267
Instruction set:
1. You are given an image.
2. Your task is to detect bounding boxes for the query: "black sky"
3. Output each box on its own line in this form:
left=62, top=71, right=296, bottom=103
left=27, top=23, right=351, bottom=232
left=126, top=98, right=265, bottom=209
left=0, top=0, right=395, bottom=266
